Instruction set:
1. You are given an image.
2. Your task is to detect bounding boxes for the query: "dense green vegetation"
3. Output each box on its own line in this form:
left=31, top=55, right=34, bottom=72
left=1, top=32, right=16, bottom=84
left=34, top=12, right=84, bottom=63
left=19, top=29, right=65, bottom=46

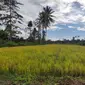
left=0, top=44, right=85, bottom=84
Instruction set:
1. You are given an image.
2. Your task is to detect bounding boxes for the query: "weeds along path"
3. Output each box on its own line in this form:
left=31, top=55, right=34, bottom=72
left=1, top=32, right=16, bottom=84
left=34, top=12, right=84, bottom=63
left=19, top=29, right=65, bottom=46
left=0, top=44, right=85, bottom=77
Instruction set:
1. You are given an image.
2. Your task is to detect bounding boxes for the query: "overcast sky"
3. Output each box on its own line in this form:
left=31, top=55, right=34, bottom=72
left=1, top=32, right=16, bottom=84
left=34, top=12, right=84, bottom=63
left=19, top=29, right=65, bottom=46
left=18, top=0, right=85, bottom=40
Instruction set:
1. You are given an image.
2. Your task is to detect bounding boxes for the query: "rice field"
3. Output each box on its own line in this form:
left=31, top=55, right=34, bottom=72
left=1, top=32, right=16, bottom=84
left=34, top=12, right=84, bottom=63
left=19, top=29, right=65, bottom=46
left=0, top=44, right=85, bottom=77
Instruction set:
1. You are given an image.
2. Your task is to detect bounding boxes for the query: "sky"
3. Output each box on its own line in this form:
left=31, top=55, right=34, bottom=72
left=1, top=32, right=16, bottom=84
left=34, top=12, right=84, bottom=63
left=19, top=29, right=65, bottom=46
left=15, top=0, right=85, bottom=40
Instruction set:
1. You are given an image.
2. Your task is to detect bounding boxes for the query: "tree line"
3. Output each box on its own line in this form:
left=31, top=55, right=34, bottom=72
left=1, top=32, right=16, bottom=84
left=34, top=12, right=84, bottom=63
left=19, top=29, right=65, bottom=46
left=0, top=0, right=55, bottom=46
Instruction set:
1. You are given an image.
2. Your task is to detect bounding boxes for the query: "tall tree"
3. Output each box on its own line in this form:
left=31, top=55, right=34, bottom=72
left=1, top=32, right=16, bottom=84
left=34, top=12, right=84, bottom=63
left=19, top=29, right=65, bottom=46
left=31, top=28, right=38, bottom=42
left=0, top=0, right=6, bottom=23
left=28, top=21, right=33, bottom=39
left=34, top=19, right=41, bottom=43
left=0, top=0, right=23, bottom=40
left=0, top=0, right=3, bottom=10
left=38, top=6, right=55, bottom=43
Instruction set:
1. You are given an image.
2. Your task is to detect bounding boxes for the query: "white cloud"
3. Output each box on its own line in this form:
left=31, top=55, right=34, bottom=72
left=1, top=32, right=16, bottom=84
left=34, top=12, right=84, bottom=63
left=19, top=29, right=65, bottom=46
left=9, top=0, right=85, bottom=38
left=68, top=26, right=75, bottom=29
left=18, top=0, right=85, bottom=28
left=77, top=27, right=85, bottom=31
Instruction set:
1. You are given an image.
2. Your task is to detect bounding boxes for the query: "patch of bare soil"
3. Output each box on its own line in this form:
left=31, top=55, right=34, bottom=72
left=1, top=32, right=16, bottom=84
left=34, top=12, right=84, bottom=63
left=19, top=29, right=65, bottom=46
left=0, top=80, right=12, bottom=85
left=58, top=78, right=85, bottom=85
left=0, top=77, right=85, bottom=85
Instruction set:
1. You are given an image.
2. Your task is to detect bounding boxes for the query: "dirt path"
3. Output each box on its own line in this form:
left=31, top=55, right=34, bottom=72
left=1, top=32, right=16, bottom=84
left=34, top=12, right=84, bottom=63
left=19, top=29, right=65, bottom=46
left=0, top=75, right=13, bottom=85
left=58, top=78, right=85, bottom=85
left=0, top=80, right=12, bottom=85
left=0, top=75, right=85, bottom=85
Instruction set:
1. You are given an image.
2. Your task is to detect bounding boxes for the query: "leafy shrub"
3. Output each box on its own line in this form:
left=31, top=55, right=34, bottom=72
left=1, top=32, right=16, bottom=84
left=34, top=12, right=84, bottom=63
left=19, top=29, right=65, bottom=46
left=2, top=41, right=18, bottom=47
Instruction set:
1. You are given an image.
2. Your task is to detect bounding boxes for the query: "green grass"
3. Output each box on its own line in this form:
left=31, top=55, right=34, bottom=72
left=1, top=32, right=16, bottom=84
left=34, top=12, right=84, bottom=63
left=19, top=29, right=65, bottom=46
left=0, top=44, right=85, bottom=77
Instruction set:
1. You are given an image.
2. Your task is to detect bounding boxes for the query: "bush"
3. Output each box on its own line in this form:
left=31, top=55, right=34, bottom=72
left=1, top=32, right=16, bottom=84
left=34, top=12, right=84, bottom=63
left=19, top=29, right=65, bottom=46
left=0, top=41, right=39, bottom=47
left=2, top=41, right=18, bottom=47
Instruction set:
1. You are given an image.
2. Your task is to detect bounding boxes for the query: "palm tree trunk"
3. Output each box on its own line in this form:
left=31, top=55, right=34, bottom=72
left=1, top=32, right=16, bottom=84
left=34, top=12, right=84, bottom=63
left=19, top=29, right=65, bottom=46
left=45, top=28, right=47, bottom=44
left=42, top=28, right=45, bottom=44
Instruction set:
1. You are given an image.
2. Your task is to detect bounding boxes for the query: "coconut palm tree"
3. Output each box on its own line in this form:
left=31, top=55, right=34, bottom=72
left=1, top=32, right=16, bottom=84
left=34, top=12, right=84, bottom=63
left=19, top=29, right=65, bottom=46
left=38, top=6, right=55, bottom=43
